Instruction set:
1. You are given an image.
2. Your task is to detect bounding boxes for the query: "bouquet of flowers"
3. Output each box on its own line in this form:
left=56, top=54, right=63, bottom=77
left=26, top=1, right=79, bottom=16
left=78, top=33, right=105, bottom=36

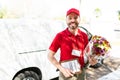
left=84, top=35, right=111, bottom=68
left=91, top=35, right=111, bottom=56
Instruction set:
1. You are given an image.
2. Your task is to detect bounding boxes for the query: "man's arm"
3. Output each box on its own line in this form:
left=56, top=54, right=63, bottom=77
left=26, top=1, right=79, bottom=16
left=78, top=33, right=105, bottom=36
left=48, top=50, right=74, bottom=77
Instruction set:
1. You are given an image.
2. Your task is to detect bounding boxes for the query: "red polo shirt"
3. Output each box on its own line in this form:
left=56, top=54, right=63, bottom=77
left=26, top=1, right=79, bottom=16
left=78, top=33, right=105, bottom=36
left=49, top=28, right=88, bottom=67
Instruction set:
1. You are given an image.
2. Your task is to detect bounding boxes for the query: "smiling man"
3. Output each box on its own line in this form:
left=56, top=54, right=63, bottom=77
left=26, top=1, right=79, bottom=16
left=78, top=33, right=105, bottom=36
left=48, top=8, right=95, bottom=80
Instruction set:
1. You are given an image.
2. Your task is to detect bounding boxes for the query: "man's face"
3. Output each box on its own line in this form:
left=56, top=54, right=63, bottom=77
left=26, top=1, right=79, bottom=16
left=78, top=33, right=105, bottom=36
left=66, top=13, right=80, bottom=30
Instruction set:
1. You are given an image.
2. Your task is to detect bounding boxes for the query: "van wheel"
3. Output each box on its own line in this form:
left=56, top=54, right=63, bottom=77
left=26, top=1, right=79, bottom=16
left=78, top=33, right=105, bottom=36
left=13, top=71, right=42, bottom=80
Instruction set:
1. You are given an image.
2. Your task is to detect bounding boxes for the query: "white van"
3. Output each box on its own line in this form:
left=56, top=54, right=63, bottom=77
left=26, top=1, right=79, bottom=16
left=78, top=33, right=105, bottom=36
left=0, top=19, right=65, bottom=80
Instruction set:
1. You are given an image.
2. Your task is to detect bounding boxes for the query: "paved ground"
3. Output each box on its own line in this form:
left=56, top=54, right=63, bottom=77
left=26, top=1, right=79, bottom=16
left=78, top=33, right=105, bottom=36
left=86, top=57, right=120, bottom=80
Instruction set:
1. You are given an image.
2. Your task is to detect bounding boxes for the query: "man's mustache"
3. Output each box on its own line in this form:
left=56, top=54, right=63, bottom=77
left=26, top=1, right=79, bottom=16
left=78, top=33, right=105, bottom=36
left=69, top=22, right=77, bottom=25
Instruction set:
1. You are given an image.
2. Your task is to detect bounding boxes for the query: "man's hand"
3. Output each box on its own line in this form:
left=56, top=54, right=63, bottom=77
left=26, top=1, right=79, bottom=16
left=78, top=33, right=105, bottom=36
left=88, top=55, right=98, bottom=66
left=60, top=67, right=75, bottom=78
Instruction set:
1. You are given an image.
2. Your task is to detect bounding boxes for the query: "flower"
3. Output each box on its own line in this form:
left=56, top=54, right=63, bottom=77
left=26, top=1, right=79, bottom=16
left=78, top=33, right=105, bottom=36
left=91, top=35, right=111, bottom=56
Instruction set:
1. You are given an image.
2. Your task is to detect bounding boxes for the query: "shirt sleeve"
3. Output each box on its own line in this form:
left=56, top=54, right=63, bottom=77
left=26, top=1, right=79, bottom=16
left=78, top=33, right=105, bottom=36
left=49, top=33, right=62, bottom=53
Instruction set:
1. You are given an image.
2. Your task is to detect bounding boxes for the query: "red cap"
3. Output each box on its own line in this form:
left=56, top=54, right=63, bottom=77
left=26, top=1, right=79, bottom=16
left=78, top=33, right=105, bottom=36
left=66, top=8, right=80, bottom=16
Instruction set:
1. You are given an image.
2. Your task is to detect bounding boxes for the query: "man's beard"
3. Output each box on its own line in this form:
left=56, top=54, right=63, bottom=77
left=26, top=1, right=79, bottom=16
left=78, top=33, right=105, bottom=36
left=68, top=22, right=78, bottom=30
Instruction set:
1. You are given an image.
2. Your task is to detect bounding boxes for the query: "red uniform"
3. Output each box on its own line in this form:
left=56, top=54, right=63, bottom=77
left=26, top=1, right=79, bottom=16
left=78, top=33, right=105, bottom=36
left=49, top=28, right=88, bottom=68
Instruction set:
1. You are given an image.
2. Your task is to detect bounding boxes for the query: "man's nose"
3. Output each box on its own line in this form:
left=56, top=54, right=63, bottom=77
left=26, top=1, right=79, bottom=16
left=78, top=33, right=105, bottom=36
left=71, top=18, right=75, bottom=22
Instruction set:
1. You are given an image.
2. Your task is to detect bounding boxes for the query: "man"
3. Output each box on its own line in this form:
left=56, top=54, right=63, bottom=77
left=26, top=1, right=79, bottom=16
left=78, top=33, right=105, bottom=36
left=48, top=8, right=97, bottom=80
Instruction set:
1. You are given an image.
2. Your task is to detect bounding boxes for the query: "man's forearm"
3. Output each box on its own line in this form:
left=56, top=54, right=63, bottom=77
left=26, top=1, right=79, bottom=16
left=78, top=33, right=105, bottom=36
left=48, top=51, right=64, bottom=72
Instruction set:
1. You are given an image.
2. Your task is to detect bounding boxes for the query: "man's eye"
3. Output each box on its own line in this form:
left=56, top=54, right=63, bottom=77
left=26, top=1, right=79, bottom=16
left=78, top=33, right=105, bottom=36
left=69, top=17, right=72, bottom=20
left=74, top=17, right=78, bottom=19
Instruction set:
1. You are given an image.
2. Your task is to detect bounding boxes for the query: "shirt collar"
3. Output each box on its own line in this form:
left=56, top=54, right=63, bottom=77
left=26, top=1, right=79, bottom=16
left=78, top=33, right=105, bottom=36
left=65, top=28, right=81, bottom=37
